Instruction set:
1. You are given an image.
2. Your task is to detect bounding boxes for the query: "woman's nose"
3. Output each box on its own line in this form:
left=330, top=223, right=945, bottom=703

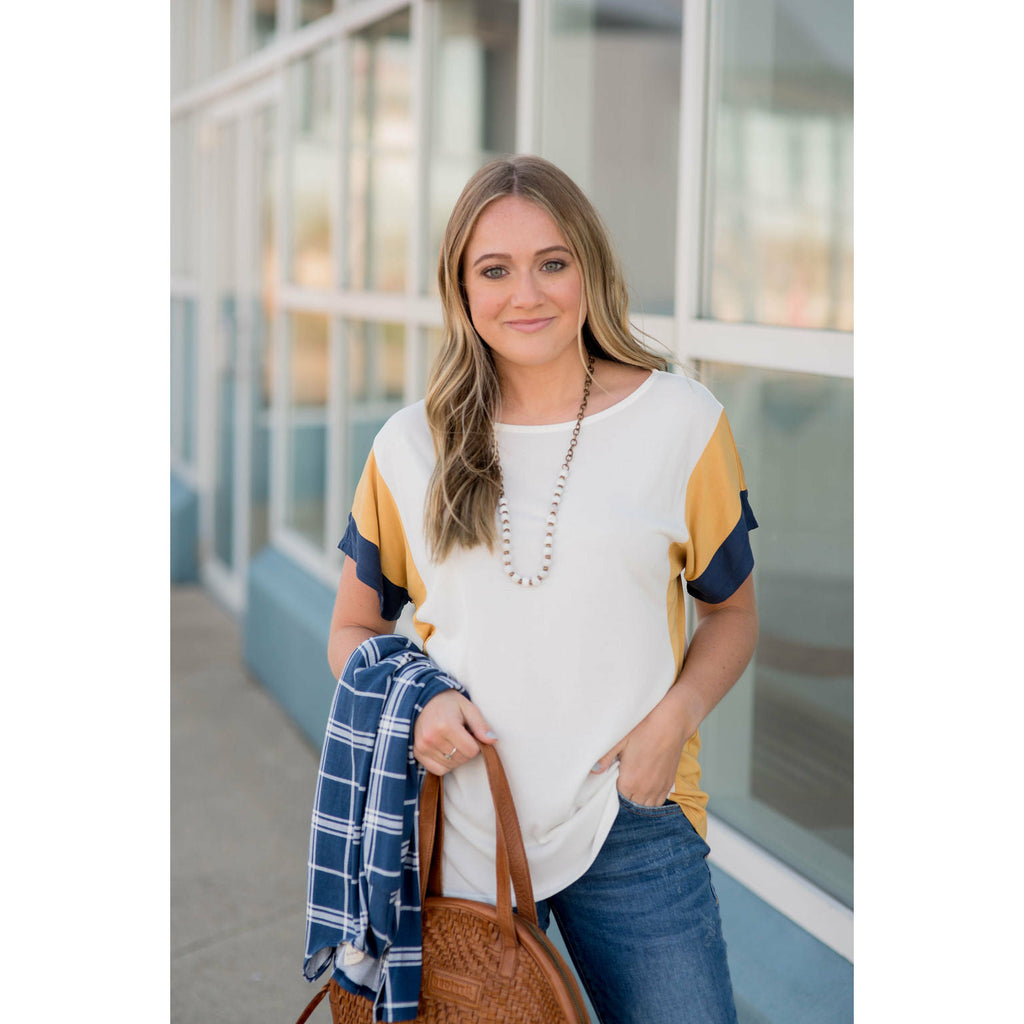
left=510, top=272, right=542, bottom=308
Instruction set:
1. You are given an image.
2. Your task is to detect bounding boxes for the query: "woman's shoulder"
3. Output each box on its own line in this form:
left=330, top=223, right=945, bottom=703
left=587, top=360, right=653, bottom=415
left=371, top=401, right=432, bottom=467
left=645, top=368, right=724, bottom=421
left=375, top=400, right=428, bottom=441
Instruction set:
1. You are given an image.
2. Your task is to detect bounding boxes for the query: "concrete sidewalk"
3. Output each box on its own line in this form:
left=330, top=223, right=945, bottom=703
left=171, top=584, right=322, bottom=1023
left=171, top=582, right=603, bottom=1023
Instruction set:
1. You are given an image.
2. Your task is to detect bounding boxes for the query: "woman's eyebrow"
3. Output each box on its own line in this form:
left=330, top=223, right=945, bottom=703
left=471, top=245, right=571, bottom=268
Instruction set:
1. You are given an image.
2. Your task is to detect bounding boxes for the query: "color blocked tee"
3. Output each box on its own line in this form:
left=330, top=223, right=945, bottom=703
left=340, top=370, right=757, bottom=903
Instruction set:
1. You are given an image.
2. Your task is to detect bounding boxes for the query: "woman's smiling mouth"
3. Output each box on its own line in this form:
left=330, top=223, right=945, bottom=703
left=504, top=317, right=556, bottom=333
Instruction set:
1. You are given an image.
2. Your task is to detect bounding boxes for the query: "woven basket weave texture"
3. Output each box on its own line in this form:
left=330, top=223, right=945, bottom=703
left=325, top=904, right=577, bottom=1023
left=417, top=905, right=571, bottom=1022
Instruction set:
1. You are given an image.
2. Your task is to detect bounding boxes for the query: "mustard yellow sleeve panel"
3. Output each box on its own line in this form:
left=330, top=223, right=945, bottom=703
left=682, top=410, right=758, bottom=604
left=339, top=449, right=414, bottom=621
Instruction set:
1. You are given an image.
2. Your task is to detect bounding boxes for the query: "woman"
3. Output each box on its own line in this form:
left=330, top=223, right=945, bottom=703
left=328, top=155, right=759, bottom=1024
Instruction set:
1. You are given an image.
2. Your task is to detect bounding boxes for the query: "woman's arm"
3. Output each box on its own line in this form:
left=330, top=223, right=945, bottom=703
left=327, top=557, right=397, bottom=680
left=592, top=572, right=759, bottom=806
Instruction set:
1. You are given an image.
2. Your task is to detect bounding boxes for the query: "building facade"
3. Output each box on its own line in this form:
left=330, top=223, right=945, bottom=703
left=171, top=1, right=853, bottom=1019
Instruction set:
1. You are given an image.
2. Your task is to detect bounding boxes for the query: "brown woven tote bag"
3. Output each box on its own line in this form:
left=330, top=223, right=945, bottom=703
left=294, top=744, right=590, bottom=1023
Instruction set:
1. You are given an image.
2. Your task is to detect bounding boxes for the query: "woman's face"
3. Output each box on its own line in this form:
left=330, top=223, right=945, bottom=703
left=461, top=195, right=586, bottom=377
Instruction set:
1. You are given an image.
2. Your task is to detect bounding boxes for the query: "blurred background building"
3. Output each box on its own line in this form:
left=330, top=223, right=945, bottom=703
left=171, top=1, right=853, bottom=1019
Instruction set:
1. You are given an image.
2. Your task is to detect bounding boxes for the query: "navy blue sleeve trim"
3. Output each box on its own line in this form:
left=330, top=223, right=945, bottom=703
left=740, top=489, right=758, bottom=531
left=338, top=514, right=410, bottom=621
left=686, top=490, right=758, bottom=604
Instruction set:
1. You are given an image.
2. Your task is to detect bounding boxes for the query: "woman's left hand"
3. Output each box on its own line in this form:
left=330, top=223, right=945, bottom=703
left=595, top=575, right=759, bottom=806
left=591, top=702, right=693, bottom=808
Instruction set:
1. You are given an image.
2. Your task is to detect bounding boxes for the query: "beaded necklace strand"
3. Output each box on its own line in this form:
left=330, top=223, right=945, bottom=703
left=495, top=354, right=595, bottom=587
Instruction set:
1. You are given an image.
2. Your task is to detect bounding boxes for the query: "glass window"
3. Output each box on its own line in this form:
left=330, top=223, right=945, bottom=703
left=213, top=0, right=236, bottom=73
left=300, top=0, right=334, bottom=26
left=424, top=325, right=445, bottom=395
left=702, top=0, right=853, bottom=330
left=346, top=11, right=413, bottom=292
left=171, top=299, right=181, bottom=458
left=182, top=299, right=197, bottom=465
left=290, top=45, right=337, bottom=289
left=250, top=106, right=279, bottom=555
left=426, top=0, right=518, bottom=294
left=286, top=313, right=330, bottom=547
left=542, top=0, right=682, bottom=315
left=171, top=116, right=197, bottom=278
left=344, top=321, right=406, bottom=503
left=696, top=362, right=853, bottom=906
left=213, top=121, right=239, bottom=570
left=171, top=297, right=198, bottom=467
left=171, top=0, right=200, bottom=93
left=249, top=0, right=277, bottom=52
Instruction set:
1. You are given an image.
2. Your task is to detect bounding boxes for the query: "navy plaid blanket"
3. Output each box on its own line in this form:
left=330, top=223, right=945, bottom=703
left=303, top=634, right=463, bottom=1021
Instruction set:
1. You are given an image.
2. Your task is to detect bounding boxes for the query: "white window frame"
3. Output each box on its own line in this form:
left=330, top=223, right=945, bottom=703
left=675, top=0, right=853, bottom=961
left=677, top=0, right=853, bottom=380
left=272, top=3, right=429, bottom=587
left=170, top=282, right=201, bottom=490
left=192, top=74, right=286, bottom=614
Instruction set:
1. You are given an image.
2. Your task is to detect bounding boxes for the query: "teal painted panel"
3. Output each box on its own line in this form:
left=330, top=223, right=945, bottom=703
left=243, top=546, right=337, bottom=749
left=712, top=865, right=853, bottom=1024
left=171, top=472, right=199, bottom=582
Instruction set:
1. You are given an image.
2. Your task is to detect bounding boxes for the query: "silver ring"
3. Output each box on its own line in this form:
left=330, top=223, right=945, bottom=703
left=441, top=745, right=457, bottom=761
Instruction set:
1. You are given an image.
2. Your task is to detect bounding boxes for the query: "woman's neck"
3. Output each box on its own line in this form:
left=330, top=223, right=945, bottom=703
left=496, top=357, right=593, bottom=425
left=495, top=357, right=654, bottom=425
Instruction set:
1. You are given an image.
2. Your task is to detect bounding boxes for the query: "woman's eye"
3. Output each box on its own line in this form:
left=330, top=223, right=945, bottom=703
left=541, top=260, right=565, bottom=272
left=482, top=266, right=506, bottom=279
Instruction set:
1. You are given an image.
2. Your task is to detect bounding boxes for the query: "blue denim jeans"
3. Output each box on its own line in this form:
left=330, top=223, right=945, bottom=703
left=535, top=793, right=739, bottom=1024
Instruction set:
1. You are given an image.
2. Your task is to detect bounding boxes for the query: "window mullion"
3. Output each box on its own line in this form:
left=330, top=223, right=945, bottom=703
left=516, top=0, right=546, bottom=153
left=676, top=0, right=711, bottom=361
left=326, top=316, right=346, bottom=558
left=270, top=66, right=292, bottom=540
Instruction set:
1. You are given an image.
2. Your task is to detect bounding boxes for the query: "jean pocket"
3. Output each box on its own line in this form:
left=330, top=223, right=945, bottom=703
left=616, top=791, right=684, bottom=817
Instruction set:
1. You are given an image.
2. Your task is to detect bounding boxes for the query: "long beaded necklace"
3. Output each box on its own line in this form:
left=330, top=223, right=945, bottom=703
left=495, top=354, right=595, bottom=587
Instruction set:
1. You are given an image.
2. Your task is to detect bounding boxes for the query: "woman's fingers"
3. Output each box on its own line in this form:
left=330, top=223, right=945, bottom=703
left=590, top=738, right=624, bottom=775
left=591, top=731, right=674, bottom=806
left=414, top=691, right=497, bottom=775
left=459, top=698, right=499, bottom=746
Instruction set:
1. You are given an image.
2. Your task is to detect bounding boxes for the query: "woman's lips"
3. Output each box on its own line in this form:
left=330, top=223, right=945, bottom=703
left=504, top=317, right=555, bottom=333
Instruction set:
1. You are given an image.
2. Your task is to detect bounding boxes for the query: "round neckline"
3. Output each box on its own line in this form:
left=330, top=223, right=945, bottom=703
left=494, top=369, right=660, bottom=433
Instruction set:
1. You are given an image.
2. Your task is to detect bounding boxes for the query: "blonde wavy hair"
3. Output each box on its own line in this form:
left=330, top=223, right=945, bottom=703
left=424, top=155, right=671, bottom=561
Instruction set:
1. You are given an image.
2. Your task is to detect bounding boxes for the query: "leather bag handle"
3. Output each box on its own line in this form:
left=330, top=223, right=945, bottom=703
left=419, top=768, right=443, bottom=901
left=293, top=982, right=329, bottom=1024
left=419, top=745, right=539, bottom=927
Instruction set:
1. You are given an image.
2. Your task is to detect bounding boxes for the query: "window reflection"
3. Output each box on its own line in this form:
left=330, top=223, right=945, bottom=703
left=347, top=12, right=412, bottom=292
left=249, top=0, right=277, bottom=52
left=345, top=321, right=406, bottom=503
left=427, top=0, right=519, bottom=294
left=698, top=362, right=853, bottom=905
left=213, top=121, right=239, bottom=570
left=290, top=45, right=337, bottom=289
left=171, top=298, right=198, bottom=467
left=251, top=107, right=278, bottom=556
left=300, top=0, right=334, bottom=26
left=425, top=326, right=445, bottom=392
left=543, top=0, right=681, bottom=315
left=702, top=0, right=853, bottom=330
left=172, top=117, right=197, bottom=278
left=286, top=313, right=330, bottom=548
left=213, top=0, right=235, bottom=73
left=171, top=0, right=201, bottom=92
